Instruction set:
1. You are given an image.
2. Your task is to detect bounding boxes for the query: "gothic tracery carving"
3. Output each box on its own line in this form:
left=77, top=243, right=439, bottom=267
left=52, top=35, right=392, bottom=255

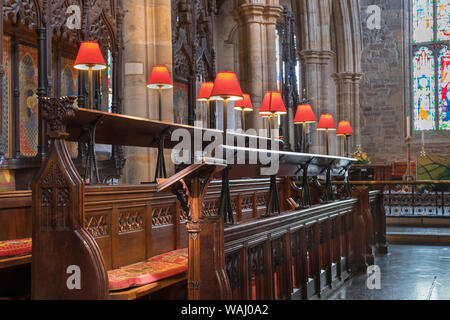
left=172, top=0, right=216, bottom=125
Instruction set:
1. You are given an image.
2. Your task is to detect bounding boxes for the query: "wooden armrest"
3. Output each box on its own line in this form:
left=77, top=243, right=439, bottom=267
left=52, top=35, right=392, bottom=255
left=0, top=254, right=32, bottom=270
left=109, top=272, right=187, bottom=300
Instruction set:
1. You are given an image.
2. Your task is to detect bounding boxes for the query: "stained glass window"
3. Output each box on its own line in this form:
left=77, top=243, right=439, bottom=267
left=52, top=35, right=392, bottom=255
left=414, top=47, right=436, bottom=130
left=438, top=45, right=450, bottom=129
left=107, top=50, right=113, bottom=112
left=438, top=0, right=450, bottom=41
left=275, top=29, right=281, bottom=92
left=413, top=0, right=434, bottom=43
left=412, top=0, right=450, bottom=131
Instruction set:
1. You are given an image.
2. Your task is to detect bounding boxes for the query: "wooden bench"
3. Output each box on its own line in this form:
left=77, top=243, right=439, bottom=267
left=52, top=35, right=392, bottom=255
left=0, top=191, right=32, bottom=270
left=0, top=178, right=276, bottom=299
left=30, top=96, right=377, bottom=300
left=31, top=97, right=280, bottom=300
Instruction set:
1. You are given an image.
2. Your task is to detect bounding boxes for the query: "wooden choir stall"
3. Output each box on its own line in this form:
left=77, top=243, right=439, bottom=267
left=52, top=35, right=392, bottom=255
left=0, top=96, right=387, bottom=300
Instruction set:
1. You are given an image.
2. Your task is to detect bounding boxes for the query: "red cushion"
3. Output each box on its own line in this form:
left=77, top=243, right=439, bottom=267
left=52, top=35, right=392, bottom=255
left=0, top=238, right=32, bottom=258
left=108, top=248, right=188, bottom=291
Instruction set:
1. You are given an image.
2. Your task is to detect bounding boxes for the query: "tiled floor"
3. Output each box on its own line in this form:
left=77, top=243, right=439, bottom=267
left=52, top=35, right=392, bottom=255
left=328, top=245, right=450, bottom=300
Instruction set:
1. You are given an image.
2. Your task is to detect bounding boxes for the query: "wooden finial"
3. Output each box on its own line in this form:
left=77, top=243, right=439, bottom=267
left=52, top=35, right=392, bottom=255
left=40, top=96, right=78, bottom=139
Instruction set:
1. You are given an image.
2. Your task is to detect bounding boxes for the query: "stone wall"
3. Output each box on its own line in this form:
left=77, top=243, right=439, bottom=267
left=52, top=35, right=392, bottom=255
left=359, top=0, right=450, bottom=164
left=359, top=0, right=407, bottom=163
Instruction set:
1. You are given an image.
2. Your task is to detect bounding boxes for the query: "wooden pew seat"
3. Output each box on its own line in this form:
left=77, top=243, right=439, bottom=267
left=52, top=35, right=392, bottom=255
left=0, top=238, right=32, bottom=269
left=108, top=248, right=188, bottom=291
left=108, top=248, right=188, bottom=300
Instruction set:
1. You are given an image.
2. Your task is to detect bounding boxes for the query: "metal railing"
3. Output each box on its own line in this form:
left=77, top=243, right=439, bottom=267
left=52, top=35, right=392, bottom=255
left=334, top=181, right=450, bottom=217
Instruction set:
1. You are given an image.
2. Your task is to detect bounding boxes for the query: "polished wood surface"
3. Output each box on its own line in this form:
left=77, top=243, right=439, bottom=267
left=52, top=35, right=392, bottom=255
left=223, top=189, right=384, bottom=299
left=15, top=96, right=377, bottom=300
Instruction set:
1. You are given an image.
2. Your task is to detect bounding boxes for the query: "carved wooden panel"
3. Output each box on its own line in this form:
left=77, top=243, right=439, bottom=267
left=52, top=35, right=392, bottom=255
left=40, top=164, right=70, bottom=231
left=152, top=205, right=174, bottom=226
left=247, top=243, right=265, bottom=300
left=1, top=0, right=124, bottom=183
left=119, top=208, right=144, bottom=233
left=257, top=194, right=267, bottom=208
left=271, top=237, right=285, bottom=269
left=241, top=195, right=253, bottom=211
left=172, top=0, right=216, bottom=125
left=86, top=212, right=110, bottom=238
left=203, top=199, right=219, bottom=216
left=225, top=250, right=241, bottom=291
left=277, top=6, right=301, bottom=151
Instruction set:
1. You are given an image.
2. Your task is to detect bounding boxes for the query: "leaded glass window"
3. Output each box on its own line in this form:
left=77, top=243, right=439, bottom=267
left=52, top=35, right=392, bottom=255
left=412, top=0, right=450, bottom=130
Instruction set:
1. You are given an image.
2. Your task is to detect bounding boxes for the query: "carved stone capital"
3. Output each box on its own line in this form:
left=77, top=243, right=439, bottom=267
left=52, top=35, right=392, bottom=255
left=263, top=4, right=283, bottom=24
left=234, top=3, right=265, bottom=24
left=300, top=50, right=334, bottom=65
left=332, top=72, right=364, bottom=84
left=40, top=96, right=78, bottom=139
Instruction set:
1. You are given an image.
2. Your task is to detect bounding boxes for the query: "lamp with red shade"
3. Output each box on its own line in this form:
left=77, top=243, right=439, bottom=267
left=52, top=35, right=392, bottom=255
left=234, top=94, right=253, bottom=131
left=317, top=114, right=336, bottom=155
left=197, top=82, right=215, bottom=128
left=147, top=66, right=173, bottom=121
left=294, top=101, right=316, bottom=153
left=209, top=72, right=244, bottom=132
left=74, top=41, right=107, bottom=108
left=259, top=91, right=287, bottom=139
left=336, top=121, right=353, bottom=157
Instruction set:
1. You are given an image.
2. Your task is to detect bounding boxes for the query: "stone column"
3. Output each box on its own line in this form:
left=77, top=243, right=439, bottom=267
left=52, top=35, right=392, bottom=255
left=300, top=50, right=334, bottom=155
left=352, top=74, right=363, bottom=147
left=234, top=4, right=265, bottom=131
left=333, top=72, right=363, bottom=155
left=122, top=0, right=173, bottom=184
left=233, top=1, right=282, bottom=132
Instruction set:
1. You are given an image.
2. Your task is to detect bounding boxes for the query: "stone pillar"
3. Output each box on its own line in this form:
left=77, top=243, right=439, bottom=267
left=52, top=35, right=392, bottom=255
left=300, top=50, right=334, bottom=155
left=122, top=0, right=173, bottom=184
left=233, top=1, right=282, bottom=132
left=333, top=72, right=363, bottom=156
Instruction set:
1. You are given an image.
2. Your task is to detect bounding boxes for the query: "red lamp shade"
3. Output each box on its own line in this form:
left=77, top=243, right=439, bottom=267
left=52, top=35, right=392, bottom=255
left=147, top=66, right=173, bottom=89
left=336, top=121, right=353, bottom=136
left=197, top=82, right=214, bottom=101
left=294, top=103, right=316, bottom=124
left=74, top=41, right=107, bottom=71
left=234, top=94, right=253, bottom=111
left=317, top=114, right=336, bottom=131
left=259, top=92, right=287, bottom=117
left=209, top=72, right=244, bottom=101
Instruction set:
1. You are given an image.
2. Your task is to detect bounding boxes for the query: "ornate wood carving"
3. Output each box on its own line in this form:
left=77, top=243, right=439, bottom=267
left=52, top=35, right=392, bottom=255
left=172, top=0, right=216, bottom=125
left=225, top=251, right=241, bottom=290
left=32, top=96, right=108, bottom=299
left=277, top=6, right=300, bottom=151
left=1, top=0, right=125, bottom=185
left=152, top=206, right=174, bottom=226
left=203, top=199, right=219, bottom=217
left=86, top=213, right=110, bottom=238
left=119, top=208, right=144, bottom=233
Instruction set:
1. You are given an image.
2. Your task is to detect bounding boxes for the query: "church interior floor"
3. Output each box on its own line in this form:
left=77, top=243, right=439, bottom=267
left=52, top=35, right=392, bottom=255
left=387, top=226, right=450, bottom=245
left=327, top=245, right=450, bottom=300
